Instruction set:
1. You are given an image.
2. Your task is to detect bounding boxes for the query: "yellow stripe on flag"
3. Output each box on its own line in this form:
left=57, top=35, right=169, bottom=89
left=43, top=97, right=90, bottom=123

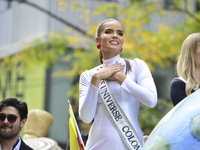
left=69, top=110, right=79, bottom=150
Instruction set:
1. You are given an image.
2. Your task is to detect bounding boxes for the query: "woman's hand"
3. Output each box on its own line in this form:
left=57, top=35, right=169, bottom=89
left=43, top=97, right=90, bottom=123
left=143, top=135, right=149, bottom=143
left=91, top=61, right=124, bottom=87
left=106, top=71, right=126, bottom=85
left=98, top=61, right=124, bottom=79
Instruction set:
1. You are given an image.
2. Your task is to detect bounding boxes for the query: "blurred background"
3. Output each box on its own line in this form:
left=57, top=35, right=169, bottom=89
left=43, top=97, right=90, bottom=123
left=0, top=0, right=199, bottom=148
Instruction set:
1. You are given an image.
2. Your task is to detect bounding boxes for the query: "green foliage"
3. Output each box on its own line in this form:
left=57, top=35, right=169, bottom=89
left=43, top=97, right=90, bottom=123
left=93, top=3, right=122, bottom=18
left=0, top=32, right=68, bottom=70
left=1, top=0, right=200, bottom=135
left=83, top=0, right=200, bottom=71
left=139, top=99, right=174, bottom=135
left=1, top=0, right=199, bottom=102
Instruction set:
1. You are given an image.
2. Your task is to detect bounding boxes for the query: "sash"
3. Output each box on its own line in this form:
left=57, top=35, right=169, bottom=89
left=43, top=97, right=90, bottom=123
left=99, top=79, right=143, bottom=150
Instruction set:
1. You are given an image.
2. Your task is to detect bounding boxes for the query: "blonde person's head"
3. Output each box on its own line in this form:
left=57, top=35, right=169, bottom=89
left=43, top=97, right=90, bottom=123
left=176, top=33, right=200, bottom=95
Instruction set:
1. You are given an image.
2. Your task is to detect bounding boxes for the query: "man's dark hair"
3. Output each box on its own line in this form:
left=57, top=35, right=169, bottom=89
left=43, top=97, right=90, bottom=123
left=0, top=98, right=28, bottom=120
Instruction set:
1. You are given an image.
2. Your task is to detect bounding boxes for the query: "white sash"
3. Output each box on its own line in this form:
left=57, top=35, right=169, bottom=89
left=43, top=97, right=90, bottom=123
left=99, top=79, right=143, bottom=150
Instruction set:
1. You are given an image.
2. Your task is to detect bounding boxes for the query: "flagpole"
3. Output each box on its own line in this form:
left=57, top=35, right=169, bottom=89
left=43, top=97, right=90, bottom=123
left=68, top=100, right=85, bottom=149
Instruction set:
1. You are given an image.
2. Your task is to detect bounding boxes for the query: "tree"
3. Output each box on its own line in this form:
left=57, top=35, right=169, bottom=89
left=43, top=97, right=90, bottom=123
left=2, top=0, right=199, bottom=72
left=1, top=0, right=200, bottom=134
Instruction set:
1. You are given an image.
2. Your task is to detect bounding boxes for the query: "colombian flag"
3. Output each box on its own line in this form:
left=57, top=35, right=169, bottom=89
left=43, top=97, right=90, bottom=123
left=68, top=101, right=85, bottom=150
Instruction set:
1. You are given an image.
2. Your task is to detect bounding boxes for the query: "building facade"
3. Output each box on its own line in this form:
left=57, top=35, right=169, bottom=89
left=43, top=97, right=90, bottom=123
left=0, top=0, right=197, bottom=148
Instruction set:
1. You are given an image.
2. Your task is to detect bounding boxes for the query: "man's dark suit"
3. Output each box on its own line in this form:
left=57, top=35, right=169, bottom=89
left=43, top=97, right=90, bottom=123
left=20, top=140, right=33, bottom=150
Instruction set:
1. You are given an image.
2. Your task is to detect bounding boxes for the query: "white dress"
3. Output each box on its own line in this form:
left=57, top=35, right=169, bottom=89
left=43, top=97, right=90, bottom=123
left=79, top=54, right=157, bottom=150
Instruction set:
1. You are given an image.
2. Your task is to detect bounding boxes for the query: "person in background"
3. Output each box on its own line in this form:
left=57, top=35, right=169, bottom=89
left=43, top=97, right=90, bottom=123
left=170, top=33, right=200, bottom=106
left=0, top=98, right=33, bottom=150
left=78, top=18, right=157, bottom=149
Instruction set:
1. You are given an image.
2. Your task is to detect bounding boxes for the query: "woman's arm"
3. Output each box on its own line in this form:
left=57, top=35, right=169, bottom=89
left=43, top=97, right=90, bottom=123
left=79, top=63, right=124, bottom=123
left=79, top=71, right=100, bottom=123
left=121, top=59, right=157, bottom=108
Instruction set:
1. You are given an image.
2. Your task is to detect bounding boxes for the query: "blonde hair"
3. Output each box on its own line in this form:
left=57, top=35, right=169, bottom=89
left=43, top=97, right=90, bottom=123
left=176, top=33, right=200, bottom=95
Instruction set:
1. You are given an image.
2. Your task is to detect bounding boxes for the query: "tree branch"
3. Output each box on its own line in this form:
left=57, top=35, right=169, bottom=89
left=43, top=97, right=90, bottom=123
left=170, top=2, right=200, bottom=23
left=9, top=0, right=89, bottom=36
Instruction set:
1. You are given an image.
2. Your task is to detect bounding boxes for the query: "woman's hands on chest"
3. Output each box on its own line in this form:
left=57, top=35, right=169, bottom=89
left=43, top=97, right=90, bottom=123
left=91, top=62, right=126, bottom=87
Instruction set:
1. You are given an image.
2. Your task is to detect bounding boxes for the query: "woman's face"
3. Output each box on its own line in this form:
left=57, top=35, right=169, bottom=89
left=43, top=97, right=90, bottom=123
left=97, top=21, right=124, bottom=59
left=196, top=45, right=200, bottom=68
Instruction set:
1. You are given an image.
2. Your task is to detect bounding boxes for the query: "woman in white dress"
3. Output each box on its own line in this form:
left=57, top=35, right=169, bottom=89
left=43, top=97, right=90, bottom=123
left=79, top=18, right=157, bottom=150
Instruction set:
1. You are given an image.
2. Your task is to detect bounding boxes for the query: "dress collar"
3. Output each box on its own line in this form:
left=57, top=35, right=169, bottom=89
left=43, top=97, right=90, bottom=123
left=102, top=54, right=123, bottom=66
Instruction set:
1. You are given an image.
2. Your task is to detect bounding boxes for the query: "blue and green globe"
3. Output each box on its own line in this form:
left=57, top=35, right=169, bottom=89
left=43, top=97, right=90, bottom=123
left=143, top=89, right=200, bottom=150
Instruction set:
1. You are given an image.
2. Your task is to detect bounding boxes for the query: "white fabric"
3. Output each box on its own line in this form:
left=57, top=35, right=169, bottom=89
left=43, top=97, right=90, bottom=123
left=79, top=54, right=157, bottom=150
left=178, top=77, right=186, bottom=83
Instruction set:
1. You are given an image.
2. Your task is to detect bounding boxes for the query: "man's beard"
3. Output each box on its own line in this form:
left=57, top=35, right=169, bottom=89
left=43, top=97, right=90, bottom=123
left=0, top=124, right=20, bottom=139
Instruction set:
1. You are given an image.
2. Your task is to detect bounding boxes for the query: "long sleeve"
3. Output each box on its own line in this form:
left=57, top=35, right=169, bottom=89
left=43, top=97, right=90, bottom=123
left=79, top=69, right=100, bottom=123
left=78, top=55, right=158, bottom=150
left=121, top=58, right=157, bottom=108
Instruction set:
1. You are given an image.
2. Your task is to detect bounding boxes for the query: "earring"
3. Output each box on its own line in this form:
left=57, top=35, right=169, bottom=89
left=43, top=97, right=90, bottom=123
left=120, top=48, right=123, bottom=52
left=97, top=44, right=101, bottom=49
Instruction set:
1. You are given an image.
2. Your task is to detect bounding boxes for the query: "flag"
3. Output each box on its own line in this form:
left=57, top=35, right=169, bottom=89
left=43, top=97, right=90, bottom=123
left=68, top=100, right=85, bottom=150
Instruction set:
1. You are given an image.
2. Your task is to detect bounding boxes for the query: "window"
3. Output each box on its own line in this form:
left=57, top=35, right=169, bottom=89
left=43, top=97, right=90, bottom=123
left=196, top=0, right=200, bottom=11
left=164, top=0, right=173, bottom=9
left=0, top=0, right=11, bottom=13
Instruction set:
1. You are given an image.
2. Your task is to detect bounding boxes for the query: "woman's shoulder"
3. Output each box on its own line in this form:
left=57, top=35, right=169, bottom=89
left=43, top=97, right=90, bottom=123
left=129, top=58, right=149, bottom=71
left=170, top=77, right=186, bottom=89
left=131, top=58, right=145, bottom=63
left=170, top=77, right=187, bottom=106
left=171, top=77, right=186, bottom=84
left=125, top=58, right=146, bottom=66
left=123, top=58, right=150, bottom=76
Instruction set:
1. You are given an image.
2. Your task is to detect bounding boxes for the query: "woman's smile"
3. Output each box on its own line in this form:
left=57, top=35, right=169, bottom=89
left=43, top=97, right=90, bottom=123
left=110, top=40, right=119, bottom=45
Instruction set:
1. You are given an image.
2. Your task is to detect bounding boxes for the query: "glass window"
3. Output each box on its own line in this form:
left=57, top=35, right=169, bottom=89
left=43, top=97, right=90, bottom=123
left=0, top=1, right=11, bottom=13
left=164, top=0, right=173, bottom=9
left=196, top=0, right=200, bottom=11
